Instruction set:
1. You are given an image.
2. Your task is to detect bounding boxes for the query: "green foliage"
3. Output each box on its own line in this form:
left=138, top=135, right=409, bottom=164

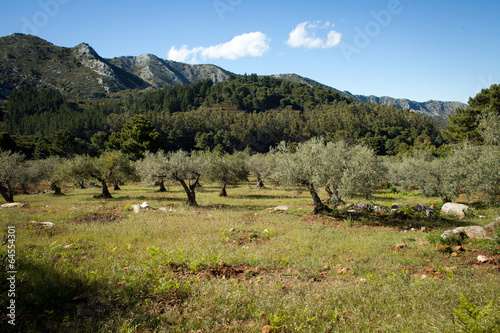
left=0, top=150, right=25, bottom=202
left=444, top=84, right=500, bottom=144
left=3, top=79, right=444, bottom=157
left=454, top=293, right=500, bottom=333
left=0, top=132, right=17, bottom=152
left=106, top=114, right=164, bottom=161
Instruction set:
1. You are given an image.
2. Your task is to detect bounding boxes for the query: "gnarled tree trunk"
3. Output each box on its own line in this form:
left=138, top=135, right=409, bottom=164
left=51, top=182, right=63, bottom=196
left=176, top=174, right=200, bottom=206
left=219, top=182, right=228, bottom=197
left=307, top=182, right=332, bottom=215
left=255, top=177, right=264, bottom=189
left=0, top=181, right=14, bottom=203
left=158, top=180, right=167, bottom=192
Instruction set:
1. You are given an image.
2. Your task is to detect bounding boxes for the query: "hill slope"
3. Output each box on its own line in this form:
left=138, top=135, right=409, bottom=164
left=273, top=74, right=467, bottom=118
left=0, top=34, right=466, bottom=117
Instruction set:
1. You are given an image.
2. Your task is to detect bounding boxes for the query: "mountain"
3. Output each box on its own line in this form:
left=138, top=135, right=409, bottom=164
left=108, top=54, right=232, bottom=88
left=0, top=33, right=466, bottom=117
left=0, top=33, right=232, bottom=99
left=272, top=74, right=467, bottom=118
left=0, top=33, right=149, bottom=98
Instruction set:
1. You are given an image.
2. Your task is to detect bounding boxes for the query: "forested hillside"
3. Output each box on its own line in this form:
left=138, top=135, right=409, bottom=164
left=0, top=75, right=443, bottom=158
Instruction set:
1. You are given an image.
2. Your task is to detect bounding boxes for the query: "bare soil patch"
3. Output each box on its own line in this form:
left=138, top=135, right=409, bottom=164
left=69, top=213, right=122, bottom=224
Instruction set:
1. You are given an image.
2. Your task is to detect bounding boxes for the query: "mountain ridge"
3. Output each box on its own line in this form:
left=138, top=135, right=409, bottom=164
left=0, top=33, right=467, bottom=117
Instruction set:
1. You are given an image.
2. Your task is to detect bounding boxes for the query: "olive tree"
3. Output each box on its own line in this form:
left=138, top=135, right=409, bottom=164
left=272, top=138, right=385, bottom=214
left=246, top=153, right=269, bottom=189
left=0, top=151, right=25, bottom=203
left=338, top=144, right=386, bottom=201
left=203, top=151, right=248, bottom=197
left=62, top=151, right=136, bottom=198
left=167, top=150, right=203, bottom=206
left=271, top=138, right=333, bottom=214
left=447, top=144, right=500, bottom=205
left=136, top=150, right=170, bottom=192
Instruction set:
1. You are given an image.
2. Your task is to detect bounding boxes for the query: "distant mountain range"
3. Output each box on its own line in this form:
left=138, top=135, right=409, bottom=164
left=0, top=33, right=467, bottom=118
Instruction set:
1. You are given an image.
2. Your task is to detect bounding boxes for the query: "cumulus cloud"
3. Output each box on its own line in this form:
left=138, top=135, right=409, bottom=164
left=167, top=32, right=270, bottom=63
left=287, top=21, right=342, bottom=49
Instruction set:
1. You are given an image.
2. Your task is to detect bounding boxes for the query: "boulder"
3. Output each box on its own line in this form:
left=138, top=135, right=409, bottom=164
left=441, top=203, right=472, bottom=218
left=485, top=218, right=500, bottom=232
left=454, top=226, right=490, bottom=240
left=441, top=226, right=492, bottom=241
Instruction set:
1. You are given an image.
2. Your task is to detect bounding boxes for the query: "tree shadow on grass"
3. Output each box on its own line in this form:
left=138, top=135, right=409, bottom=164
left=0, top=257, right=187, bottom=332
left=339, top=211, right=472, bottom=230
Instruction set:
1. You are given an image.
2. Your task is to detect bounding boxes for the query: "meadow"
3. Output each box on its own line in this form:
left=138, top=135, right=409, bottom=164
left=1, top=181, right=499, bottom=332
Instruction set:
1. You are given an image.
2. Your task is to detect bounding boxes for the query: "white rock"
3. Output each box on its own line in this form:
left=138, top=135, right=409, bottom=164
left=477, top=255, right=489, bottom=263
left=30, top=221, right=55, bottom=227
left=441, top=203, right=472, bottom=218
left=1, top=203, right=25, bottom=208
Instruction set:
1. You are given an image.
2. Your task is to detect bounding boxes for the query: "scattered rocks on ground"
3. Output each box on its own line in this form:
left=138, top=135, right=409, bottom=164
left=347, top=202, right=389, bottom=214
left=407, top=204, right=436, bottom=218
left=268, top=205, right=291, bottom=212
left=337, top=267, right=350, bottom=275
left=130, top=202, right=176, bottom=213
left=477, top=255, right=489, bottom=263
left=441, top=202, right=472, bottom=218
left=441, top=226, right=492, bottom=241
left=30, top=221, right=55, bottom=228
left=1, top=202, right=26, bottom=208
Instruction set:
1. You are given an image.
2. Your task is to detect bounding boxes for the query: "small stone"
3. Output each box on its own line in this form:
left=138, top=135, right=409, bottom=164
left=337, top=267, right=350, bottom=275
left=30, top=221, right=55, bottom=228
left=420, top=227, right=428, bottom=233
left=396, top=242, right=407, bottom=249
left=451, top=252, right=458, bottom=257
left=218, top=261, right=226, bottom=267
left=262, top=325, right=272, bottom=333
left=323, top=265, right=330, bottom=271
left=453, top=246, right=465, bottom=252
left=477, top=255, right=489, bottom=263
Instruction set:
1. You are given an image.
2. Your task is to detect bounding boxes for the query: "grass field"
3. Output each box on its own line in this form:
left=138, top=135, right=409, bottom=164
left=1, top=181, right=499, bottom=332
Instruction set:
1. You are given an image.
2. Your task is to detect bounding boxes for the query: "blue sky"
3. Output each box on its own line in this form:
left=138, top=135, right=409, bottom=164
left=1, top=0, right=499, bottom=103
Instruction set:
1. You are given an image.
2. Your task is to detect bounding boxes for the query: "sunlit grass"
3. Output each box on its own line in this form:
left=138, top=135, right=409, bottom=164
left=1, top=182, right=499, bottom=332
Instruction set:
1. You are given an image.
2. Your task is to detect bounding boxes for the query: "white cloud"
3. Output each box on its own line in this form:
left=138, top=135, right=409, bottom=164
left=287, top=21, right=342, bottom=49
left=167, top=32, right=270, bottom=63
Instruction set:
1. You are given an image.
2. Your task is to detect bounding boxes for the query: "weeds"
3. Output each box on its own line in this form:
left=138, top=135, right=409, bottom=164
left=0, top=184, right=499, bottom=332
